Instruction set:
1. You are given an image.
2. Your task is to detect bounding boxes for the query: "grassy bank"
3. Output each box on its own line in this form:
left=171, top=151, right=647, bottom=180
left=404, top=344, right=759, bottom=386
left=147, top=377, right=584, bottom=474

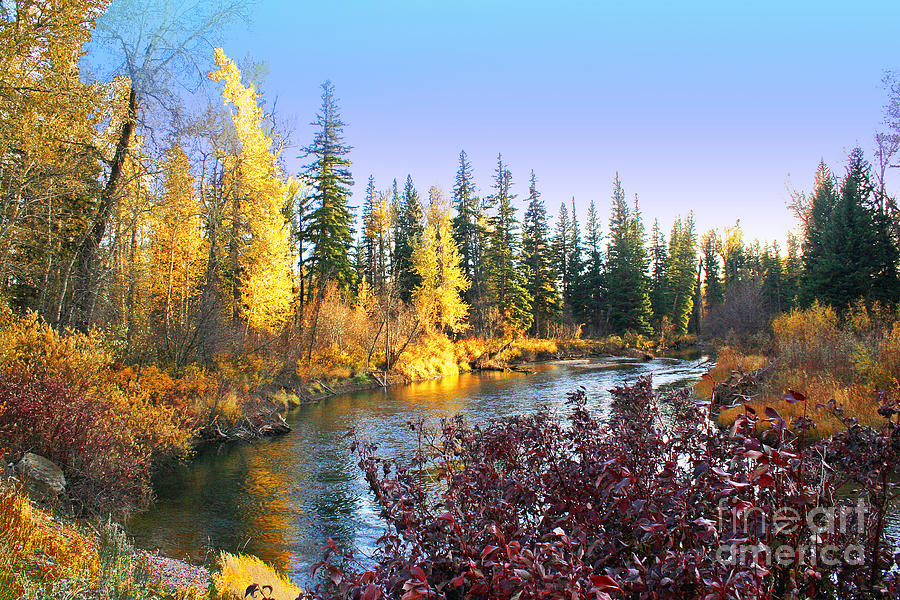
left=698, top=302, right=900, bottom=438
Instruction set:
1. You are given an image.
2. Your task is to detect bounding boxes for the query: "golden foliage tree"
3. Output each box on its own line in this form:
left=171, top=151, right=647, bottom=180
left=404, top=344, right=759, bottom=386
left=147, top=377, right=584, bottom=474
left=208, top=48, right=294, bottom=333
left=411, top=187, right=470, bottom=334
left=147, top=143, right=207, bottom=356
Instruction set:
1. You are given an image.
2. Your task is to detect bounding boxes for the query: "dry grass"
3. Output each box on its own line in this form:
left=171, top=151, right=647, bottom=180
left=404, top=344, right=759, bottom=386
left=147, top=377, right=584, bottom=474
left=0, top=487, right=99, bottom=596
left=211, top=552, right=302, bottom=600
left=714, top=303, right=900, bottom=439
left=693, top=346, right=769, bottom=400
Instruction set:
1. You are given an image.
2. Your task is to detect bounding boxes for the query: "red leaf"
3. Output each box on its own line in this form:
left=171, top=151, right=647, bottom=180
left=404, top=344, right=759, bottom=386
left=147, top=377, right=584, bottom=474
left=409, top=566, right=427, bottom=582
left=362, top=584, right=381, bottom=600
left=589, top=574, right=622, bottom=592
left=783, top=389, right=807, bottom=404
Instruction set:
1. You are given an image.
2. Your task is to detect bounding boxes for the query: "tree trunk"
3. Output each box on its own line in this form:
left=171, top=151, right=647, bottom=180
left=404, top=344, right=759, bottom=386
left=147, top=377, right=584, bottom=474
left=70, top=87, right=137, bottom=332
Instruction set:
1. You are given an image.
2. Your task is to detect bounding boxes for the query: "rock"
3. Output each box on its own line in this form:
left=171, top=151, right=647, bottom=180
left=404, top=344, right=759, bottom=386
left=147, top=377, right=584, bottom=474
left=15, top=453, right=66, bottom=499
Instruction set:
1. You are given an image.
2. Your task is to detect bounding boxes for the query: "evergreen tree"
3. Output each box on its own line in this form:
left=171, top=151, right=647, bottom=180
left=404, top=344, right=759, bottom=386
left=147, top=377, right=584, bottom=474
left=451, top=150, right=483, bottom=300
left=701, top=230, right=724, bottom=309
left=603, top=174, right=653, bottom=335
left=582, top=199, right=604, bottom=332
left=761, top=242, right=784, bottom=312
left=484, top=154, right=532, bottom=333
left=816, top=148, right=880, bottom=308
left=565, top=198, right=586, bottom=318
left=667, top=214, right=698, bottom=335
left=522, top=170, right=561, bottom=337
left=800, top=161, right=837, bottom=306
left=783, top=232, right=802, bottom=309
left=361, top=174, right=377, bottom=289
left=394, top=174, right=424, bottom=301
left=303, top=80, right=355, bottom=293
left=649, top=218, right=671, bottom=326
left=553, top=202, right=571, bottom=301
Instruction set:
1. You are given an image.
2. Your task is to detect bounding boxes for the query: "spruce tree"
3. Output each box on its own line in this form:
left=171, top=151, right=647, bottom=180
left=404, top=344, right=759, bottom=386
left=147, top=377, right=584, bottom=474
left=667, top=214, right=698, bottom=335
left=649, top=218, right=671, bottom=326
left=783, top=232, right=802, bottom=309
left=361, top=174, right=377, bottom=289
left=603, top=174, right=653, bottom=335
left=582, top=199, right=604, bottom=332
left=553, top=202, right=571, bottom=301
left=451, top=150, right=483, bottom=298
left=800, top=161, right=837, bottom=306
left=522, top=170, right=561, bottom=337
left=565, top=198, right=586, bottom=319
left=484, top=154, right=532, bottom=333
left=303, top=80, right=355, bottom=293
left=701, top=230, right=724, bottom=309
left=817, top=148, right=879, bottom=308
left=394, top=174, right=424, bottom=301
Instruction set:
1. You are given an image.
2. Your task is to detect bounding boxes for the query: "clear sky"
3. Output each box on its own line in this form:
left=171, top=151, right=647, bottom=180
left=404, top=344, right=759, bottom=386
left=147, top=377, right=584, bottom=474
left=218, top=0, right=899, bottom=245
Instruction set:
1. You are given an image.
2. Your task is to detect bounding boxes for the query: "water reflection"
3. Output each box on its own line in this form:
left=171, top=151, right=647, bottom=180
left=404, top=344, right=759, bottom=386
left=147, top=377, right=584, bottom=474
left=128, top=356, right=709, bottom=581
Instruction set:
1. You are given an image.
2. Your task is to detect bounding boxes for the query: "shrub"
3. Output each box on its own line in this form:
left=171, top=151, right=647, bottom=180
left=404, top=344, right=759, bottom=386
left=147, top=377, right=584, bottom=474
left=0, top=371, right=152, bottom=513
left=0, top=488, right=98, bottom=596
left=212, top=552, right=302, bottom=600
left=315, top=378, right=900, bottom=600
left=0, top=309, right=194, bottom=513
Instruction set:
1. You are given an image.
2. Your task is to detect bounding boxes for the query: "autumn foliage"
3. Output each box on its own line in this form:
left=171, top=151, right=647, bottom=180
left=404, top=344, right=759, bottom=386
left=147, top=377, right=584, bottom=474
left=314, top=377, right=900, bottom=600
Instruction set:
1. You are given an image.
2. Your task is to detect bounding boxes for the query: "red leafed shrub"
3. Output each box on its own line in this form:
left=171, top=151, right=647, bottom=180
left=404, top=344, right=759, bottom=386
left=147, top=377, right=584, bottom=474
left=313, top=377, right=900, bottom=600
left=0, top=370, right=151, bottom=514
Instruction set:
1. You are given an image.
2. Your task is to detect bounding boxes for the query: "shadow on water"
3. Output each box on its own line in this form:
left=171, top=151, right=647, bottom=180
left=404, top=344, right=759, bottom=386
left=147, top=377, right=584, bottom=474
left=128, top=356, right=711, bottom=581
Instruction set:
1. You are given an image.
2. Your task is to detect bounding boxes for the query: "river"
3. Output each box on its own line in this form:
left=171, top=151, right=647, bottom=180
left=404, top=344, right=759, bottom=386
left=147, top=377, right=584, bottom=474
left=125, top=354, right=712, bottom=581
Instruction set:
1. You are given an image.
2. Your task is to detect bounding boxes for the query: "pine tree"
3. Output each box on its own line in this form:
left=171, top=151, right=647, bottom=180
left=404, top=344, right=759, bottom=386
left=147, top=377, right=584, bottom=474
left=667, top=213, right=698, bottom=335
left=800, top=161, right=837, bottom=306
left=603, top=174, right=652, bottom=335
left=649, top=218, right=671, bottom=326
left=303, top=80, right=355, bottom=294
left=484, top=154, right=532, bottom=333
left=361, top=174, right=377, bottom=289
left=451, top=150, right=483, bottom=302
left=582, top=199, right=604, bottom=332
left=395, top=174, right=424, bottom=301
left=522, top=170, right=561, bottom=337
left=565, top=198, right=585, bottom=319
left=701, top=230, right=724, bottom=309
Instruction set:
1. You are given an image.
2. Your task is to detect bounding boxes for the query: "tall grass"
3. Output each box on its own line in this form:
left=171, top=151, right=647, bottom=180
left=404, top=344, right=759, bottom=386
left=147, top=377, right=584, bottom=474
left=714, top=302, right=900, bottom=437
left=211, top=552, right=302, bottom=600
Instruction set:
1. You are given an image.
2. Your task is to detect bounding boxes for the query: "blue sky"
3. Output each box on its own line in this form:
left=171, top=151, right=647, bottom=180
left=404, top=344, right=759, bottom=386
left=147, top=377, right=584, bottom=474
left=219, top=0, right=899, bottom=244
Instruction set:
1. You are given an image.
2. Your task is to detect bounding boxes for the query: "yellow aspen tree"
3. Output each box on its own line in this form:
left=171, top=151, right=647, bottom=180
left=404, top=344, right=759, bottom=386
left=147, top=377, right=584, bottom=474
left=411, top=187, right=470, bottom=333
left=147, top=143, right=207, bottom=347
left=208, top=48, right=293, bottom=333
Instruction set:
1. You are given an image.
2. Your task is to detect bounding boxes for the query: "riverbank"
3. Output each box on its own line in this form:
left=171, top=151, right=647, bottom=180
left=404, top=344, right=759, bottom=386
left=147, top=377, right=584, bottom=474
left=697, top=303, right=900, bottom=439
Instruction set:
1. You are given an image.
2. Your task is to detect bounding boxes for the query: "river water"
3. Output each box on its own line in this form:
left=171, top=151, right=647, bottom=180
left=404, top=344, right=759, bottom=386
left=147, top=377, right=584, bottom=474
left=125, top=354, right=712, bottom=581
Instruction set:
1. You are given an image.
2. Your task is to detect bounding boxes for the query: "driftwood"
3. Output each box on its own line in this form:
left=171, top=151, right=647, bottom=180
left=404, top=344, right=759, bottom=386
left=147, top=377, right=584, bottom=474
left=470, top=338, right=516, bottom=370
left=712, top=363, right=776, bottom=408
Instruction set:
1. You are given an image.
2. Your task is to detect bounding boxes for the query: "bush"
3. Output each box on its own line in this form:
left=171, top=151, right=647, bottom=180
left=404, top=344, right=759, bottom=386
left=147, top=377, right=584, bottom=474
left=212, top=552, right=302, bottom=600
left=0, top=488, right=98, bottom=596
left=315, top=377, right=900, bottom=600
left=0, top=309, right=194, bottom=513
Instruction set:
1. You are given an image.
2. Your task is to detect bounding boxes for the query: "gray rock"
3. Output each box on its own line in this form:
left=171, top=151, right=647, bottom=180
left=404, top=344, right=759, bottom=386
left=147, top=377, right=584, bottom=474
left=15, top=453, right=66, bottom=498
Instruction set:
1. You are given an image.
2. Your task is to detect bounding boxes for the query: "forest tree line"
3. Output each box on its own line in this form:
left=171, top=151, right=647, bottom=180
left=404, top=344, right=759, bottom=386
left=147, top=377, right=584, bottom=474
left=2, top=1, right=900, bottom=376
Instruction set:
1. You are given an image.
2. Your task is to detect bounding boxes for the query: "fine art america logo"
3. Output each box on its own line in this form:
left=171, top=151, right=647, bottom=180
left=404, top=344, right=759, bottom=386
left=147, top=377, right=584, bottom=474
left=715, top=498, right=868, bottom=567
